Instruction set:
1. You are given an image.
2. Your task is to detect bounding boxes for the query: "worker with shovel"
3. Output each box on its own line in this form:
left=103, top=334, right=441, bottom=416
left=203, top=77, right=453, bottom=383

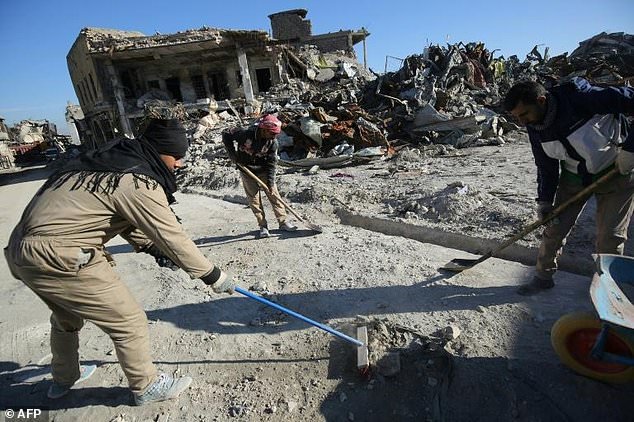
left=223, top=114, right=298, bottom=238
left=504, top=78, right=634, bottom=295
left=4, top=118, right=236, bottom=404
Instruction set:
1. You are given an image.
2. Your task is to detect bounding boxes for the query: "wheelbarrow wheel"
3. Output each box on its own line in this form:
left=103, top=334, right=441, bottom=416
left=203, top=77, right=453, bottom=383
left=551, top=311, right=634, bottom=383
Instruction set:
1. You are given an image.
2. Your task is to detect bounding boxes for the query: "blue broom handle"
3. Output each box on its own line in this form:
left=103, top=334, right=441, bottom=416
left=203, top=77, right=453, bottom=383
left=234, top=286, right=364, bottom=347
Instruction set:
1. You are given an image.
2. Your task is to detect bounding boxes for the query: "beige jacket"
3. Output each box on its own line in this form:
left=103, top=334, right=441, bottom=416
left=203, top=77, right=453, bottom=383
left=8, top=172, right=213, bottom=279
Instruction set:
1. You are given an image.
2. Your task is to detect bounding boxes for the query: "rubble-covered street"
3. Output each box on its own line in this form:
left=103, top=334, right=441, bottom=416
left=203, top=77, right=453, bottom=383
left=1, top=157, right=633, bottom=421
left=1, top=4, right=634, bottom=421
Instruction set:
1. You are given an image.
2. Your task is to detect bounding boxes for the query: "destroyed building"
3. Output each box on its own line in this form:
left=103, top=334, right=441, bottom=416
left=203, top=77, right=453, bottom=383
left=66, top=9, right=369, bottom=147
left=0, top=119, right=69, bottom=166
left=269, top=9, right=369, bottom=62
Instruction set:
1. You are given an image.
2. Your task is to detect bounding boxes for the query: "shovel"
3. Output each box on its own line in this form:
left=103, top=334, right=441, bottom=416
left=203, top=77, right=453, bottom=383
left=237, top=163, right=323, bottom=233
left=442, top=167, right=620, bottom=272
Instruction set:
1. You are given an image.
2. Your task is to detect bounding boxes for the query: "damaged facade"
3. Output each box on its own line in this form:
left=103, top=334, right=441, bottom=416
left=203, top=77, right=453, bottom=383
left=66, top=9, right=369, bottom=147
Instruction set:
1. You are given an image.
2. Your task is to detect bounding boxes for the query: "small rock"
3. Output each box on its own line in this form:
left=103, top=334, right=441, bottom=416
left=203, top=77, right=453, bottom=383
left=427, top=377, right=438, bottom=387
left=264, top=404, right=277, bottom=414
left=476, top=305, right=486, bottom=313
left=339, top=392, right=348, bottom=402
left=286, top=400, right=298, bottom=413
left=308, top=165, right=320, bottom=174
left=447, top=181, right=465, bottom=188
left=442, top=325, right=461, bottom=341
left=348, top=412, right=355, bottom=421
left=404, top=211, right=419, bottom=219
left=249, top=281, right=267, bottom=292
left=229, top=405, right=248, bottom=417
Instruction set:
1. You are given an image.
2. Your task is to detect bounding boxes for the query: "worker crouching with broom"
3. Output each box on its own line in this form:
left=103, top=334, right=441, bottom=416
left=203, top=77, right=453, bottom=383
left=4, top=118, right=235, bottom=405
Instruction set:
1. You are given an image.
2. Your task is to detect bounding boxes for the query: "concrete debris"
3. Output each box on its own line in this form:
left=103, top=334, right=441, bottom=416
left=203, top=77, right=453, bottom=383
left=440, top=325, right=462, bottom=341
left=0, top=118, right=73, bottom=168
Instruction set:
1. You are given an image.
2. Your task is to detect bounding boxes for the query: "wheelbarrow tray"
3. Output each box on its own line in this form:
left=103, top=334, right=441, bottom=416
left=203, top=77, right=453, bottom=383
left=591, top=254, right=634, bottom=331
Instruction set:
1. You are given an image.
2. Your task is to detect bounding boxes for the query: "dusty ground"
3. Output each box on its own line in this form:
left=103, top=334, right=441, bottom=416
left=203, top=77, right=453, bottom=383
left=1, top=134, right=634, bottom=422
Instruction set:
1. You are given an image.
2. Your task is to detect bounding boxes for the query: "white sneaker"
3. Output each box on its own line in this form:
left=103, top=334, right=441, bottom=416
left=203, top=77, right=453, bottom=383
left=279, top=221, right=298, bottom=232
left=47, top=364, right=97, bottom=399
left=258, top=227, right=270, bottom=238
left=134, top=373, right=192, bottom=406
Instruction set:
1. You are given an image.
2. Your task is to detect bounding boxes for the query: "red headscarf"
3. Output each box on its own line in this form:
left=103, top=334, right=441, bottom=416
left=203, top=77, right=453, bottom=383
left=257, top=114, right=282, bottom=134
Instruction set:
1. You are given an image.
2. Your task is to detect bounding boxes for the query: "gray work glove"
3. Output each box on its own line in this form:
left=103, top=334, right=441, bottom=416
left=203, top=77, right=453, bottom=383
left=616, top=149, right=634, bottom=175
left=536, top=200, right=560, bottom=225
left=201, top=267, right=235, bottom=294
left=536, top=201, right=554, bottom=221
left=142, top=245, right=179, bottom=271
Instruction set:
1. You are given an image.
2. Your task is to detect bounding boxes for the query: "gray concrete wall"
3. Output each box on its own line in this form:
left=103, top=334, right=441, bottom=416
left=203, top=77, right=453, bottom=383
left=270, top=13, right=312, bottom=40
left=67, top=34, right=103, bottom=115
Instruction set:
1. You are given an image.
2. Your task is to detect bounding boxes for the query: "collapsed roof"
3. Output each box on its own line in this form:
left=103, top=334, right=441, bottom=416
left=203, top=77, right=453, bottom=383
left=81, top=27, right=271, bottom=57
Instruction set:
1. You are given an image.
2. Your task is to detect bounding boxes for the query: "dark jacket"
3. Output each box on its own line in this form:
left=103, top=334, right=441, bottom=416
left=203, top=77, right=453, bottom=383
left=527, top=77, right=634, bottom=202
left=222, top=126, right=278, bottom=185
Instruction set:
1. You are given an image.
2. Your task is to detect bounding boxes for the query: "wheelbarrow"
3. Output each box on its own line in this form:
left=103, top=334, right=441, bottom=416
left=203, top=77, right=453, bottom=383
left=551, top=254, right=634, bottom=383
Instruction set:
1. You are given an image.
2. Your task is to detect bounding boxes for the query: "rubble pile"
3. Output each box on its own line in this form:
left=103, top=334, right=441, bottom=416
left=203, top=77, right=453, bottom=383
left=176, top=32, right=633, bottom=194
left=356, top=32, right=634, bottom=149
left=263, top=46, right=389, bottom=165
left=255, top=32, right=632, bottom=161
left=187, top=32, right=634, bottom=163
left=529, top=32, right=634, bottom=86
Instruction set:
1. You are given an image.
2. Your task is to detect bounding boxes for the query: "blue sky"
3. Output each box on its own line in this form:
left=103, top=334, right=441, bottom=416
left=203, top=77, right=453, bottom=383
left=1, top=0, right=632, bottom=134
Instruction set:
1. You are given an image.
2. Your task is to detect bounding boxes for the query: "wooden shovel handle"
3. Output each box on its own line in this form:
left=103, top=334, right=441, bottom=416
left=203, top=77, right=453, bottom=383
left=481, top=167, right=620, bottom=261
left=236, top=163, right=307, bottom=224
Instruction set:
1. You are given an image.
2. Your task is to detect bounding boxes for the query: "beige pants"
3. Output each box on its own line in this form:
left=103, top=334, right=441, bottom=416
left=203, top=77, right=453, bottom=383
left=536, top=173, right=634, bottom=280
left=5, top=237, right=156, bottom=393
left=241, top=169, right=287, bottom=228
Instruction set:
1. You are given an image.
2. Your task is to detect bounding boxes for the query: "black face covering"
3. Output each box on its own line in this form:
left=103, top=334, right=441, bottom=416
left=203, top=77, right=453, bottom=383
left=42, top=119, right=189, bottom=204
left=142, top=118, right=189, bottom=158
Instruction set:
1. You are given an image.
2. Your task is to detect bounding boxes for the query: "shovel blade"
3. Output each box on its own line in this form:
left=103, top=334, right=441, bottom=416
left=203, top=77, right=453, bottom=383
left=306, top=222, right=323, bottom=233
left=441, top=258, right=480, bottom=272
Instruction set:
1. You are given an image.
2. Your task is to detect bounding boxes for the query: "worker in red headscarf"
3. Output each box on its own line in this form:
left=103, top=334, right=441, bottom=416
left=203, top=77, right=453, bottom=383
left=223, top=114, right=297, bottom=238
